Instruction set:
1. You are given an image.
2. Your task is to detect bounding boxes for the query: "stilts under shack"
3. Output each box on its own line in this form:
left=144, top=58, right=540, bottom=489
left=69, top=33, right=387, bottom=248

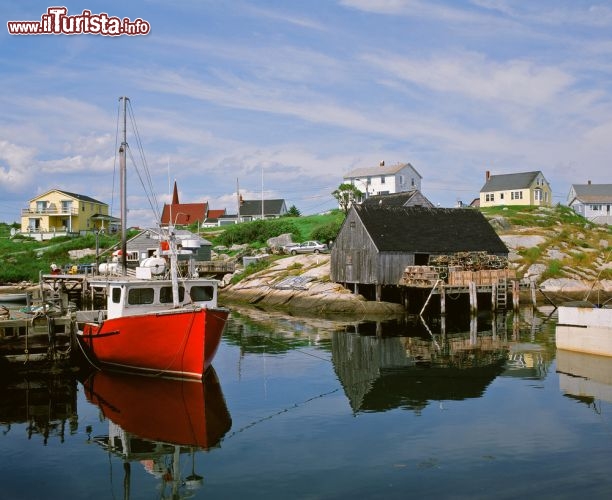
left=400, top=266, right=535, bottom=315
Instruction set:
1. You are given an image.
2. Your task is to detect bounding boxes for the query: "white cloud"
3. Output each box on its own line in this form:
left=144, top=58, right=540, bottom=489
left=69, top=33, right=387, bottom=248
left=362, top=51, right=574, bottom=107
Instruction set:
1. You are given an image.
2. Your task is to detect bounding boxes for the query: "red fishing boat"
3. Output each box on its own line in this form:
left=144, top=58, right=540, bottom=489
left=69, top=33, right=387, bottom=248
left=76, top=97, right=229, bottom=379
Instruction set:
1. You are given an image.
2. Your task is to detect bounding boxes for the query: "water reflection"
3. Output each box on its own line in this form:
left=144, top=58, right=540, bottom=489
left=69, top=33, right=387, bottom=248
left=332, top=328, right=508, bottom=413
left=0, top=373, right=78, bottom=444
left=82, top=368, right=232, bottom=498
left=557, top=349, right=612, bottom=409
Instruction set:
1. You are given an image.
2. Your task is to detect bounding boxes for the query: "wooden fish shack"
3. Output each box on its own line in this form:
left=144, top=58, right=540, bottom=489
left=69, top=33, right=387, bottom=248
left=0, top=274, right=86, bottom=372
left=330, top=205, right=530, bottom=314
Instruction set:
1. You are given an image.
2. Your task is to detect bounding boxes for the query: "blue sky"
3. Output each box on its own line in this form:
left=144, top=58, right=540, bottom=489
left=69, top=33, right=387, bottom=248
left=1, top=0, right=611, bottom=227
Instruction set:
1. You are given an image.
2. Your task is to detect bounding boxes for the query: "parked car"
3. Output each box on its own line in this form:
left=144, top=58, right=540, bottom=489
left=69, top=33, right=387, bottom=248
left=289, top=241, right=328, bottom=255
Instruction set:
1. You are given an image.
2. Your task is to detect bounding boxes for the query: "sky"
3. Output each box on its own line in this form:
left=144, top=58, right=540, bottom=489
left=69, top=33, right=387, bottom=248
left=1, top=0, right=612, bottom=228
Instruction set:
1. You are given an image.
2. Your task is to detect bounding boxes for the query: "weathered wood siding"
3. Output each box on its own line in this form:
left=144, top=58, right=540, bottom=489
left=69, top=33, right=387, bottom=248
left=404, top=190, right=434, bottom=208
left=331, top=211, right=414, bottom=285
left=377, top=252, right=415, bottom=284
left=331, top=209, right=376, bottom=283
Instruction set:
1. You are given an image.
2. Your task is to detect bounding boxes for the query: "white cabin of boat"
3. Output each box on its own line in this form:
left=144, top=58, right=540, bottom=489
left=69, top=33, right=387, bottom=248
left=89, top=275, right=220, bottom=320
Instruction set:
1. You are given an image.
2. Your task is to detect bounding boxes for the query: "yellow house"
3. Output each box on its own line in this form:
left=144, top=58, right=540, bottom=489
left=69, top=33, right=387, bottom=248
left=479, top=171, right=552, bottom=208
left=21, top=189, right=109, bottom=236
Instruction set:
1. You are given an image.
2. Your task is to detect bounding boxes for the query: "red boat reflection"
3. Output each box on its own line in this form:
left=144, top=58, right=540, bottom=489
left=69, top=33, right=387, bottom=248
left=83, top=368, right=232, bottom=497
left=83, top=367, right=232, bottom=451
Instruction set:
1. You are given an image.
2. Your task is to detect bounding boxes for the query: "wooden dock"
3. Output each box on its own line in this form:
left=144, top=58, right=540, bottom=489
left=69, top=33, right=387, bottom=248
left=399, top=266, right=535, bottom=315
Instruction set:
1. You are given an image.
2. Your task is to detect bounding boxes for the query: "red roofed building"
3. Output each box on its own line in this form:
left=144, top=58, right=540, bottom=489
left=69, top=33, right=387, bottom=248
left=160, top=181, right=208, bottom=226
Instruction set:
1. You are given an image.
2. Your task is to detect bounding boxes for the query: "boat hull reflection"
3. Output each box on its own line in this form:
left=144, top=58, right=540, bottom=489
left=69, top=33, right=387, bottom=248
left=83, top=367, right=232, bottom=451
left=557, top=349, right=612, bottom=404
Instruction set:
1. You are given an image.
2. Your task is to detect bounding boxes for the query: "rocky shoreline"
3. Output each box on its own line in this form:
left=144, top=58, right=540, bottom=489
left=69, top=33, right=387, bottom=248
left=220, top=254, right=405, bottom=315
left=219, top=252, right=612, bottom=313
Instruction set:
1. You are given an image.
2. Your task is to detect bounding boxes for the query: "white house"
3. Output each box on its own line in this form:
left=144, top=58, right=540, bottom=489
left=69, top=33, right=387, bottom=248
left=567, top=182, right=612, bottom=225
left=343, top=161, right=422, bottom=202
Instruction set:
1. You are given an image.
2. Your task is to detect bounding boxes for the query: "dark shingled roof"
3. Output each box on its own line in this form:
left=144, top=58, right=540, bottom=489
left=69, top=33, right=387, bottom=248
left=56, top=190, right=106, bottom=205
left=480, top=171, right=541, bottom=192
left=362, top=190, right=432, bottom=207
left=354, top=205, right=508, bottom=254
left=240, top=199, right=286, bottom=216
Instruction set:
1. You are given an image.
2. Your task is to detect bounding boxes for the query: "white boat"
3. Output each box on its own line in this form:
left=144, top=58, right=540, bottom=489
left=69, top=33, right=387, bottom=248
left=556, top=301, right=612, bottom=356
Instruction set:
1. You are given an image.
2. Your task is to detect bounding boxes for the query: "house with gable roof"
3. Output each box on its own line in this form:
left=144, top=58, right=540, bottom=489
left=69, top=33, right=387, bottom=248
left=330, top=204, right=508, bottom=302
left=343, top=161, right=422, bottom=202
left=20, top=189, right=109, bottom=240
left=479, top=170, right=552, bottom=208
left=567, top=181, right=612, bottom=225
left=218, top=198, right=288, bottom=225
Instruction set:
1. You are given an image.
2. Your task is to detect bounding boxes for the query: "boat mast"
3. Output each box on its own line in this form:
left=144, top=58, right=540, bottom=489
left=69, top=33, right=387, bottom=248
left=119, top=96, right=128, bottom=275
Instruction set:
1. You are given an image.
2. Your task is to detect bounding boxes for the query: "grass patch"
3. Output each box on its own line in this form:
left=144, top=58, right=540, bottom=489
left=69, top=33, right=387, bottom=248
left=230, top=258, right=272, bottom=284
left=541, top=259, right=563, bottom=280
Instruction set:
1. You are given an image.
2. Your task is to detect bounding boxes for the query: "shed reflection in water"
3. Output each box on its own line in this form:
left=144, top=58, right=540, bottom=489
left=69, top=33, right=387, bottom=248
left=333, top=317, right=510, bottom=413
left=82, top=368, right=232, bottom=498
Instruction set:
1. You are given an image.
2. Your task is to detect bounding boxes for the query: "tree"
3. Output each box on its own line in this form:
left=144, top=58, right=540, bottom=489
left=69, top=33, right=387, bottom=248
left=332, top=183, right=363, bottom=214
left=285, top=205, right=301, bottom=217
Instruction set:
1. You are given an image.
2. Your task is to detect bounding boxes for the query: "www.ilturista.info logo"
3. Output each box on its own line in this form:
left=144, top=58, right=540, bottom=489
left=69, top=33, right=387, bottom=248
left=7, top=6, right=150, bottom=36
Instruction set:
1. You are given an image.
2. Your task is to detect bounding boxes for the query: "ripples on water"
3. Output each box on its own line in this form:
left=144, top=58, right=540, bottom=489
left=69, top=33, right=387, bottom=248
left=2, top=303, right=612, bottom=499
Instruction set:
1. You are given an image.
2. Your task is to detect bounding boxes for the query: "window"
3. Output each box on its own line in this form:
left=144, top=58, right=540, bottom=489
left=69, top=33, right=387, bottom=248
left=128, top=287, right=154, bottom=305
left=591, top=204, right=601, bottom=211
left=160, top=286, right=185, bottom=303
left=511, top=191, right=523, bottom=200
left=485, top=193, right=495, bottom=202
left=411, top=177, right=415, bottom=187
left=366, top=176, right=371, bottom=185
left=111, top=287, right=122, bottom=304
left=500, top=193, right=504, bottom=200
left=535, top=190, right=542, bottom=201
left=381, top=176, right=385, bottom=184
left=190, top=286, right=214, bottom=301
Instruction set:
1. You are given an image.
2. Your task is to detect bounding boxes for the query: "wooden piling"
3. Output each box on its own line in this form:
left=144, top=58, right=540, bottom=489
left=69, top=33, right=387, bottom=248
left=469, top=281, right=477, bottom=315
left=440, top=283, right=446, bottom=315
left=491, top=282, right=497, bottom=311
left=512, top=280, right=520, bottom=311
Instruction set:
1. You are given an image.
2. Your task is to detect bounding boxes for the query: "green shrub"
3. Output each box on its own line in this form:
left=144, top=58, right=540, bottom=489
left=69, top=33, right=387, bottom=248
left=216, top=219, right=301, bottom=246
left=311, top=218, right=343, bottom=244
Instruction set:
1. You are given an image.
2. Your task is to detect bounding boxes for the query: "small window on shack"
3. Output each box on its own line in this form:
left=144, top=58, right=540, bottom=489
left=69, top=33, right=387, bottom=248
left=414, top=253, right=429, bottom=265
left=160, top=286, right=185, bottom=303
left=111, top=287, right=122, bottom=304
left=128, top=287, right=154, bottom=305
left=190, top=286, right=214, bottom=302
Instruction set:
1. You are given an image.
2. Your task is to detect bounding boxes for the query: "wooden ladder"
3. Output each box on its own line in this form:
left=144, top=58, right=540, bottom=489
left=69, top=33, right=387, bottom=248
left=496, top=277, right=508, bottom=310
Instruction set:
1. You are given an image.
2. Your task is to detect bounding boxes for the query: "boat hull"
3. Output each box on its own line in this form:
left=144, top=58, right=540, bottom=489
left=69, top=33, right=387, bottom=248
left=556, top=304, right=612, bottom=357
left=556, top=324, right=612, bottom=357
left=77, top=306, right=229, bottom=379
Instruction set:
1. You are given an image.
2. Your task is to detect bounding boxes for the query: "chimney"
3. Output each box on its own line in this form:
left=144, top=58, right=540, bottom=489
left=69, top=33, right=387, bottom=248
left=485, top=170, right=490, bottom=181
left=379, top=160, right=385, bottom=167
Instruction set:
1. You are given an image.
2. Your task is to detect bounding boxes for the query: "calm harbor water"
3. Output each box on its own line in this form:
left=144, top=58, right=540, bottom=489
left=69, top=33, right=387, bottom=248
left=2, top=303, right=612, bottom=499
